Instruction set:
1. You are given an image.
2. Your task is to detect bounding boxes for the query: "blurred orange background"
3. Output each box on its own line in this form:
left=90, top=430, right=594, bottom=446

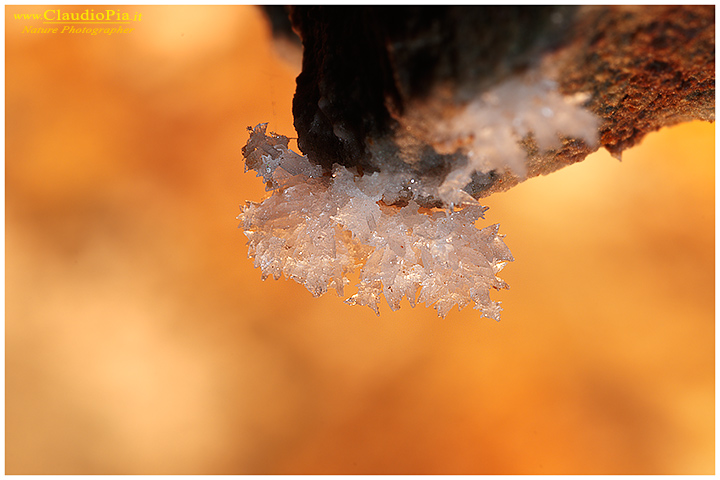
left=5, top=5, right=714, bottom=474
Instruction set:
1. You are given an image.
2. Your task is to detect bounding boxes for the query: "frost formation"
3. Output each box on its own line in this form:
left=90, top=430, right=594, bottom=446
left=238, top=124, right=514, bottom=319
left=238, top=69, right=599, bottom=319
left=432, top=71, right=600, bottom=205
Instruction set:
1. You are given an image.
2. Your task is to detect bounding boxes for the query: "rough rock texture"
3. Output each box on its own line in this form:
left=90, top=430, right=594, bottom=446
left=486, top=5, right=716, bottom=197
left=284, top=5, right=715, bottom=206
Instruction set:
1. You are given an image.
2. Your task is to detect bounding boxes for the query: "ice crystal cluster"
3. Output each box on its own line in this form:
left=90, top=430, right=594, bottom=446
left=238, top=124, right=514, bottom=319
left=433, top=71, right=600, bottom=206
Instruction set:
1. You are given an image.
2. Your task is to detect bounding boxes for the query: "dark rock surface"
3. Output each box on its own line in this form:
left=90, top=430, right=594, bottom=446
left=281, top=5, right=715, bottom=205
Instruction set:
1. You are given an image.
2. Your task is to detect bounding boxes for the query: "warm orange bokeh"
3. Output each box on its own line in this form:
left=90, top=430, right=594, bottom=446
left=5, top=5, right=714, bottom=474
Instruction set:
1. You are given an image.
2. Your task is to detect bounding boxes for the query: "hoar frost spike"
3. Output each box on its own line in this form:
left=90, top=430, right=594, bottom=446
left=238, top=124, right=513, bottom=320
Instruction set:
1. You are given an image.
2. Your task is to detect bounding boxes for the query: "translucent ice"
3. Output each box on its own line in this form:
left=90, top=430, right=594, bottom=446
left=238, top=124, right=514, bottom=319
left=431, top=72, right=600, bottom=206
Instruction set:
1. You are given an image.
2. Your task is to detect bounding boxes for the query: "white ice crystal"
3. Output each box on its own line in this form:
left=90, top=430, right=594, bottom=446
left=431, top=71, right=600, bottom=206
left=238, top=124, right=514, bottom=319
left=238, top=65, right=601, bottom=319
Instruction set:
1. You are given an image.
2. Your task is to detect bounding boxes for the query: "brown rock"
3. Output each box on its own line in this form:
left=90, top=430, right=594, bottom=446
left=285, top=6, right=715, bottom=205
